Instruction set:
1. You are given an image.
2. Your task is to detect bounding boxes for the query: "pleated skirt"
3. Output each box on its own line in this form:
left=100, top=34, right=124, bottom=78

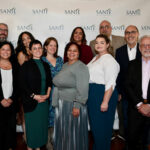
left=87, top=83, right=118, bottom=150
left=53, top=99, right=88, bottom=150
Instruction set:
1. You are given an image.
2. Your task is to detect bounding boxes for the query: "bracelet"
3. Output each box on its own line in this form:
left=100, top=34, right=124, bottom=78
left=30, top=93, right=35, bottom=99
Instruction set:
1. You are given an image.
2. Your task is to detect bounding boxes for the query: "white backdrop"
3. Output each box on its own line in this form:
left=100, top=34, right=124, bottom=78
left=0, top=0, right=150, bottom=57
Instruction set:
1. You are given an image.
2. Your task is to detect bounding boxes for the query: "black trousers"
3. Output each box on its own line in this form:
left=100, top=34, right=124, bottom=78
left=128, top=106, right=150, bottom=150
left=0, top=110, right=16, bottom=150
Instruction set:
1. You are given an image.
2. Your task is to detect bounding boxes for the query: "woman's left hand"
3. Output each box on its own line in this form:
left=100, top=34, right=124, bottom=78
left=100, top=102, right=108, bottom=112
left=72, top=108, right=80, bottom=117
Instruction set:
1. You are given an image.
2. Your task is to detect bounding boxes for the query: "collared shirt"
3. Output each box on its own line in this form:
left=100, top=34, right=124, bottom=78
left=142, top=58, right=150, bottom=99
left=127, top=44, right=137, bottom=61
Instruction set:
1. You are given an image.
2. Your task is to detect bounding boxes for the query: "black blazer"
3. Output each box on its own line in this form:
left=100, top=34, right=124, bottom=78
left=19, top=59, right=52, bottom=113
left=0, top=62, right=18, bottom=113
left=125, top=57, right=150, bottom=108
left=115, top=44, right=141, bottom=96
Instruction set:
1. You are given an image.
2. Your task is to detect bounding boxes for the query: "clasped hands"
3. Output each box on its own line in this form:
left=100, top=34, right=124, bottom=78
left=138, top=103, right=150, bottom=117
left=1, top=98, right=13, bottom=107
left=34, top=94, right=49, bottom=103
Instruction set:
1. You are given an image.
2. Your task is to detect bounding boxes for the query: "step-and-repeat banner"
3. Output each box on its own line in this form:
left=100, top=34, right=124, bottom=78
left=0, top=0, right=150, bottom=56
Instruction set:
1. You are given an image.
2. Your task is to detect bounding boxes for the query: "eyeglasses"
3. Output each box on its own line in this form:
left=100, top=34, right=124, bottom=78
left=100, top=25, right=110, bottom=30
left=125, top=31, right=137, bottom=35
left=0, top=28, right=8, bottom=32
left=140, top=44, right=150, bottom=49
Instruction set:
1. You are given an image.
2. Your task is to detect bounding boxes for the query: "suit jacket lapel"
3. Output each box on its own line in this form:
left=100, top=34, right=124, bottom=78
left=124, top=45, right=129, bottom=62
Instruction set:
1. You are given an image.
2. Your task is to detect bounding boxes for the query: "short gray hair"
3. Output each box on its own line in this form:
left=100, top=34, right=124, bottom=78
left=139, top=35, right=150, bottom=45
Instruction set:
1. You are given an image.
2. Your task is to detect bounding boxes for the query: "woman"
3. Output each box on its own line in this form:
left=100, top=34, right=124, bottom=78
left=64, top=27, right=93, bottom=64
left=15, top=31, right=35, bottom=140
left=19, top=40, right=52, bottom=150
left=0, top=41, right=18, bottom=150
left=52, top=42, right=89, bottom=150
left=16, top=31, right=35, bottom=65
left=87, top=34, right=120, bottom=150
left=42, top=37, right=63, bottom=150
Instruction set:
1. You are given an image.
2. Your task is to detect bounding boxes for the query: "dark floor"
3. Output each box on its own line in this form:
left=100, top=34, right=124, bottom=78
left=15, top=132, right=125, bottom=150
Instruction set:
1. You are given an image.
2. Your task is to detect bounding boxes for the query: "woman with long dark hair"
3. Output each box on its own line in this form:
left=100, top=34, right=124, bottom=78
left=64, top=27, right=93, bottom=64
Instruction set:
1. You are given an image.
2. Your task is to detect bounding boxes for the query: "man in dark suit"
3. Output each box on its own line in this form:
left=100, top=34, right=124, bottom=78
left=90, top=20, right=125, bottom=57
left=125, top=35, right=150, bottom=150
left=115, top=25, right=141, bottom=140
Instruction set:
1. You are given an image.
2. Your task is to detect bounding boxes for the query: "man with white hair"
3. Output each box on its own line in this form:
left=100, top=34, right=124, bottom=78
left=125, top=35, right=150, bottom=150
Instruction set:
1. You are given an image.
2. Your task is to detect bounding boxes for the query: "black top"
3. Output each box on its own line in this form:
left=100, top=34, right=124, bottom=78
left=19, top=59, right=52, bottom=113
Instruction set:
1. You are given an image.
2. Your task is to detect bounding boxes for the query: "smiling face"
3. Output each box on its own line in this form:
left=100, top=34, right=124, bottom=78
left=99, top=21, right=112, bottom=37
left=95, top=37, right=109, bottom=54
left=0, top=24, right=8, bottom=42
left=45, top=40, right=57, bottom=56
left=125, top=25, right=139, bottom=47
left=67, top=44, right=79, bottom=62
left=31, top=44, right=43, bottom=59
left=140, top=37, right=150, bottom=59
left=0, top=44, right=11, bottom=60
left=73, top=28, right=83, bottom=45
left=22, top=33, right=31, bottom=49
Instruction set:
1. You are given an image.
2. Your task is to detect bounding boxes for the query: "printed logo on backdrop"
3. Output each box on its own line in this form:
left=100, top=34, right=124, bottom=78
left=82, top=25, right=96, bottom=31
left=96, top=9, right=112, bottom=15
left=141, top=25, right=150, bottom=31
left=49, top=25, right=64, bottom=31
left=65, top=9, right=80, bottom=15
left=126, top=9, right=141, bottom=16
left=32, top=8, right=48, bottom=14
left=17, top=24, right=33, bottom=31
left=0, top=8, right=16, bottom=15
left=112, top=25, right=125, bottom=31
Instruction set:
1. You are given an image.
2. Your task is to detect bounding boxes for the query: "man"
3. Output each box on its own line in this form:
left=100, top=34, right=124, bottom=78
left=125, top=35, right=150, bottom=150
left=116, top=25, right=141, bottom=140
left=0, top=23, right=8, bottom=42
left=90, top=20, right=125, bottom=57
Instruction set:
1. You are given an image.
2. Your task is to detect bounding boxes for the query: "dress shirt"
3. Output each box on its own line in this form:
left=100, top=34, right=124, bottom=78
left=1, top=69, right=13, bottom=99
left=87, top=54, right=120, bottom=91
left=127, top=44, right=137, bottom=61
left=142, top=58, right=150, bottom=99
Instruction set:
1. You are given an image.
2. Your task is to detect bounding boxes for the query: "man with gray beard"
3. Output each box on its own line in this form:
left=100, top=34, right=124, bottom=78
left=125, top=35, right=150, bottom=150
left=0, top=23, right=8, bottom=42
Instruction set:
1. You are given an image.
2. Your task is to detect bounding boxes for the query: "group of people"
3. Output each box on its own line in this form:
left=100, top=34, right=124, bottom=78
left=0, top=20, right=150, bottom=150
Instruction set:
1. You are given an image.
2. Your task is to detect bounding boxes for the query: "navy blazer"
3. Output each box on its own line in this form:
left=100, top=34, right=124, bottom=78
left=115, top=44, right=141, bottom=96
left=19, top=59, right=52, bottom=113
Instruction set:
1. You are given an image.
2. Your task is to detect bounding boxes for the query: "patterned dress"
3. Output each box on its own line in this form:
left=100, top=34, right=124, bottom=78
left=42, top=56, right=63, bottom=127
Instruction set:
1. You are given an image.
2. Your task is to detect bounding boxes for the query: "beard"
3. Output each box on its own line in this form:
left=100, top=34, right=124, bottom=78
left=0, top=37, right=7, bottom=42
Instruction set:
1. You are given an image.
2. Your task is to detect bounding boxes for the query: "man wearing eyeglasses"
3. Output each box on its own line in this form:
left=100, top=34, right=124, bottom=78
left=90, top=20, right=125, bottom=57
left=125, top=35, right=150, bottom=150
left=0, top=23, right=8, bottom=42
left=115, top=25, right=141, bottom=144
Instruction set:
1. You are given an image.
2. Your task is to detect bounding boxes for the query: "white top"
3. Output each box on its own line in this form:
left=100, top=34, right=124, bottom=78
left=127, top=44, right=137, bottom=61
left=87, top=54, right=120, bottom=91
left=1, top=68, right=13, bottom=99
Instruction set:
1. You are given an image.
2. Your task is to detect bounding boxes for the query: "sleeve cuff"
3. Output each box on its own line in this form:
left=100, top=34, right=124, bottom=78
left=136, top=102, right=143, bottom=108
